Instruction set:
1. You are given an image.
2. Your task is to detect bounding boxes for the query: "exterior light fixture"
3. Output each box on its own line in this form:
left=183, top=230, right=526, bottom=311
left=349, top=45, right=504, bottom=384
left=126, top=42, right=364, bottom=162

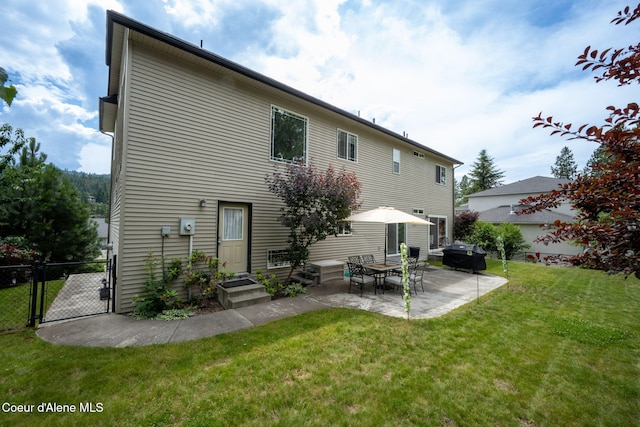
left=199, top=199, right=206, bottom=208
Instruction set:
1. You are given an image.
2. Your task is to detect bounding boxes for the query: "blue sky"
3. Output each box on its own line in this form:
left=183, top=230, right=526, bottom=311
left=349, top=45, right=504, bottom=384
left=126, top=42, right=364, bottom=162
left=0, top=0, right=636, bottom=182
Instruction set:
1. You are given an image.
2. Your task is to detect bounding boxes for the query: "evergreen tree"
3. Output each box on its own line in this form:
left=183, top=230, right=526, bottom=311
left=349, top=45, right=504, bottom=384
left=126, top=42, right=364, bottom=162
left=455, top=175, right=472, bottom=206
left=582, top=144, right=608, bottom=177
left=468, top=149, right=505, bottom=193
left=551, top=146, right=578, bottom=179
left=0, top=132, right=100, bottom=261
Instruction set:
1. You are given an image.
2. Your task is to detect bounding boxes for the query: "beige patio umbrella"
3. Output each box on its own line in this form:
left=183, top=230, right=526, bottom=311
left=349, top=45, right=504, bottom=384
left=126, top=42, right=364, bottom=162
left=345, top=206, right=434, bottom=264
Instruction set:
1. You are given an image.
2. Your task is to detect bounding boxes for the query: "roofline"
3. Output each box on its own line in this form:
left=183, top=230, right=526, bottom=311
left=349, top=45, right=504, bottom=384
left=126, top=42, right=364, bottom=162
left=105, top=10, right=462, bottom=165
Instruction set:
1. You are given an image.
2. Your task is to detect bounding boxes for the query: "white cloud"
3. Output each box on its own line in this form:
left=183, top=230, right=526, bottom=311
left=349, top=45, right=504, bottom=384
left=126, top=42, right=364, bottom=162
left=78, top=142, right=112, bottom=174
left=234, top=0, right=635, bottom=182
left=2, top=0, right=635, bottom=180
left=162, top=0, right=236, bottom=28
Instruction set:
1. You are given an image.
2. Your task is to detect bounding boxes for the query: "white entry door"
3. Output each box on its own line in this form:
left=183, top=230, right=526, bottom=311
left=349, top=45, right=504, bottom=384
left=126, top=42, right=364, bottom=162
left=218, top=203, right=249, bottom=273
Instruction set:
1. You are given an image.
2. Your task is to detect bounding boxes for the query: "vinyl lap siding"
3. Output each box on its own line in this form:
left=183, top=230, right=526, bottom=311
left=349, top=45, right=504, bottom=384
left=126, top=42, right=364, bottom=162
left=114, top=38, right=456, bottom=311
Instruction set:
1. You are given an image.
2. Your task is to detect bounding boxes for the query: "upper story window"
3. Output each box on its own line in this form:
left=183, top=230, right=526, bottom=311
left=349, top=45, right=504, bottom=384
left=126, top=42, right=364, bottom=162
left=392, top=148, right=400, bottom=174
left=271, top=106, right=308, bottom=164
left=436, top=165, right=446, bottom=185
left=337, top=129, right=358, bottom=162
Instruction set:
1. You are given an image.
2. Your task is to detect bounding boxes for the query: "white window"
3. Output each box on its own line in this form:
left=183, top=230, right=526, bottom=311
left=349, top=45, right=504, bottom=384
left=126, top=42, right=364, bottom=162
left=337, top=129, right=358, bottom=162
left=392, top=149, right=400, bottom=174
left=222, top=208, right=243, bottom=240
left=436, top=165, right=446, bottom=185
left=336, top=222, right=352, bottom=236
left=267, top=249, right=291, bottom=269
left=413, top=208, right=425, bottom=215
left=271, top=106, right=308, bottom=164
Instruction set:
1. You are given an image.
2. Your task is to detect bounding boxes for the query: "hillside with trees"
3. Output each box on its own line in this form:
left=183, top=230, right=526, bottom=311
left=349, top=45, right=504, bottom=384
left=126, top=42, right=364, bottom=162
left=62, top=170, right=110, bottom=218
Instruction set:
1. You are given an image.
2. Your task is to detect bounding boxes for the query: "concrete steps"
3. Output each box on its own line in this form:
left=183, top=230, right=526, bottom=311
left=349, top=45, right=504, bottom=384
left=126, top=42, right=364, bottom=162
left=217, top=283, right=271, bottom=309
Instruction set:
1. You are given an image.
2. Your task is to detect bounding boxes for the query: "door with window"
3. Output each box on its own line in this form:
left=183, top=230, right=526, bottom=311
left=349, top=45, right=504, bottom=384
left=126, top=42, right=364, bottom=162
left=386, top=223, right=407, bottom=256
left=218, top=203, right=249, bottom=273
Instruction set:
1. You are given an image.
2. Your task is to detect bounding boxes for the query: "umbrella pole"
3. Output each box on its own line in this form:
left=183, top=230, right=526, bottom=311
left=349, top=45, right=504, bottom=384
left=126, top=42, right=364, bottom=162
left=384, top=225, right=387, bottom=265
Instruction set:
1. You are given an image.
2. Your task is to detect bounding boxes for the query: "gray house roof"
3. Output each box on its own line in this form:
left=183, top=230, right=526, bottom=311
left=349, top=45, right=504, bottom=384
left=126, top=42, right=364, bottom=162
left=469, top=176, right=570, bottom=198
left=478, top=205, right=575, bottom=225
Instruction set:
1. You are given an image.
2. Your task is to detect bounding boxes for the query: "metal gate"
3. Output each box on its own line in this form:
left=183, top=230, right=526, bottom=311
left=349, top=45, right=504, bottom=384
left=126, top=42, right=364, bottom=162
left=28, top=258, right=116, bottom=326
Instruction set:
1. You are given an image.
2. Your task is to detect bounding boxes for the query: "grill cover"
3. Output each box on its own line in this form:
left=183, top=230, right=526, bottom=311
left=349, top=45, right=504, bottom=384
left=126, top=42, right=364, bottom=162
left=442, top=244, right=487, bottom=272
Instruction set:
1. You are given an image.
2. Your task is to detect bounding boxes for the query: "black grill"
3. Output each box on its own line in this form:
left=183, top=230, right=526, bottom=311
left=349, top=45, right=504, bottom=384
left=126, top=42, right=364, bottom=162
left=442, top=244, right=487, bottom=272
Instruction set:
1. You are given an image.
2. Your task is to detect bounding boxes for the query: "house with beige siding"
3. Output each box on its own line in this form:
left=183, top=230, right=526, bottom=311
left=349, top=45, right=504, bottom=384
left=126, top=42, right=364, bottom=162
left=99, top=11, right=462, bottom=313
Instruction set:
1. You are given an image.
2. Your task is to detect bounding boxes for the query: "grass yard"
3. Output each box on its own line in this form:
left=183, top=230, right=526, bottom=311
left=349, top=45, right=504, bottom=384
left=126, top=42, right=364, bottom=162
left=0, top=279, right=65, bottom=332
left=0, top=260, right=638, bottom=426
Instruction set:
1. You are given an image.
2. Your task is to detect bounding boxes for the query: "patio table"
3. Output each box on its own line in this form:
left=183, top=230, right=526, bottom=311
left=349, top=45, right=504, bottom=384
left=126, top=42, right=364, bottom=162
left=362, top=262, right=402, bottom=293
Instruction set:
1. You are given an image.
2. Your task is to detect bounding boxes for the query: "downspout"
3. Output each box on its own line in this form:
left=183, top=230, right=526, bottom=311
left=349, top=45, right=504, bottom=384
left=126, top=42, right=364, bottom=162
left=100, top=129, right=115, bottom=254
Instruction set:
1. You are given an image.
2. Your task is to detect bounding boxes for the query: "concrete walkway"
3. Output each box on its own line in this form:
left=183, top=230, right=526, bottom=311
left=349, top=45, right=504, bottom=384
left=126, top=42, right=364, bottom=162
left=36, top=266, right=507, bottom=347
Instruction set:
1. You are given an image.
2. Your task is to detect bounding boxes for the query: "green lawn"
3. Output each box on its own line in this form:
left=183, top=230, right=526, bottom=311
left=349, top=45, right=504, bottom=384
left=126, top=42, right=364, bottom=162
left=1, top=260, right=638, bottom=426
left=0, top=279, right=65, bottom=332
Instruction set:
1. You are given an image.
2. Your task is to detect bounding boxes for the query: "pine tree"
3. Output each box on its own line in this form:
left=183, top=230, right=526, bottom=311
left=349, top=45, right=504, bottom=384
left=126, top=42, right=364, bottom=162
left=468, top=149, right=505, bottom=193
left=550, top=146, right=578, bottom=179
left=582, top=144, right=608, bottom=177
left=455, top=175, right=472, bottom=206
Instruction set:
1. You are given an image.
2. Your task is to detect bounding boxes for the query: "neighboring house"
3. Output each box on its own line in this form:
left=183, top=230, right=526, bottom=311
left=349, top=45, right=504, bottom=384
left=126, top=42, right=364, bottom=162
left=465, top=176, right=583, bottom=259
left=91, top=217, right=109, bottom=258
left=99, top=11, right=462, bottom=312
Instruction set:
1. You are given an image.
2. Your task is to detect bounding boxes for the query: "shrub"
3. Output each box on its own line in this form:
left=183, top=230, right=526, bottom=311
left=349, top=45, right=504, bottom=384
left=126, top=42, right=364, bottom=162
left=0, top=237, right=35, bottom=266
left=256, top=270, right=284, bottom=297
left=132, top=252, right=182, bottom=319
left=468, top=221, right=498, bottom=253
left=282, top=282, right=306, bottom=298
left=467, top=221, right=530, bottom=259
left=496, top=222, right=530, bottom=260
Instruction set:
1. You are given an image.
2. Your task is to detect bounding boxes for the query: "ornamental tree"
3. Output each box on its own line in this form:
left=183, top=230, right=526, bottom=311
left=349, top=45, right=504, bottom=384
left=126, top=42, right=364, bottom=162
left=266, top=163, right=361, bottom=282
left=521, top=4, right=640, bottom=278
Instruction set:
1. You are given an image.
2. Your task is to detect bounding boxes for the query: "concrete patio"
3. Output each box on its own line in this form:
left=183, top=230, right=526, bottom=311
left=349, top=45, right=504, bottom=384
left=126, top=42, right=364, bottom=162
left=36, top=266, right=508, bottom=347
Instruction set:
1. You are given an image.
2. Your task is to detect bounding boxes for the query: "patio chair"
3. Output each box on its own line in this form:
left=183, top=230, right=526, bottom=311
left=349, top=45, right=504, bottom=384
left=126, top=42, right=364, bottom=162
left=347, top=262, right=376, bottom=297
left=385, top=259, right=424, bottom=295
left=348, top=255, right=363, bottom=265
left=392, top=256, right=417, bottom=276
left=410, top=263, right=426, bottom=293
left=361, top=254, right=376, bottom=264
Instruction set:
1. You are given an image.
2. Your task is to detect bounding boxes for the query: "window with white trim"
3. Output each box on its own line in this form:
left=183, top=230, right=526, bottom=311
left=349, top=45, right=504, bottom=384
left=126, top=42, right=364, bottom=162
left=392, top=149, right=400, bottom=174
left=271, top=106, right=308, bottom=164
left=337, top=129, right=358, bottom=162
left=267, top=249, right=291, bottom=269
left=436, top=165, right=446, bottom=185
left=336, top=221, right=352, bottom=236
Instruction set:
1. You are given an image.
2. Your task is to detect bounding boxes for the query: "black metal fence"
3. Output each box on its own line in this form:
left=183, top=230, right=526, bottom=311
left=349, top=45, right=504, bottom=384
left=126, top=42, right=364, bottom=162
left=0, top=258, right=115, bottom=332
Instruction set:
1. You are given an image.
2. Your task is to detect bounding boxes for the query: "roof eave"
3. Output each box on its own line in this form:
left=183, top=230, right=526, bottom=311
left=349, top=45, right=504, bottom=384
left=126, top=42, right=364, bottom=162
left=104, top=10, right=462, bottom=165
